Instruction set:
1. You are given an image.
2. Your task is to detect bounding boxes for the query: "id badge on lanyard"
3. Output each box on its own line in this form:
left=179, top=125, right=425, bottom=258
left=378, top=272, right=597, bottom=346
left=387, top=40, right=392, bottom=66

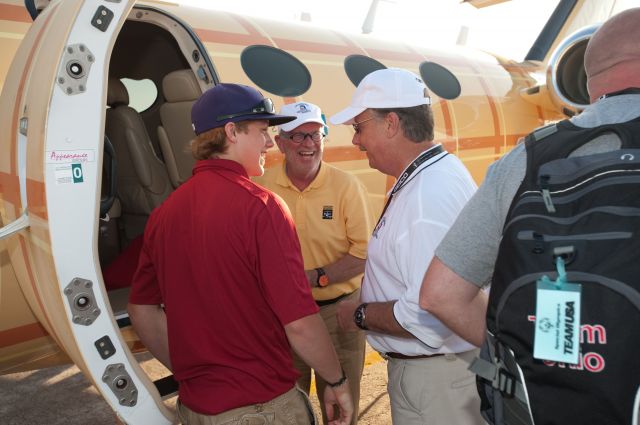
left=533, top=257, right=581, bottom=364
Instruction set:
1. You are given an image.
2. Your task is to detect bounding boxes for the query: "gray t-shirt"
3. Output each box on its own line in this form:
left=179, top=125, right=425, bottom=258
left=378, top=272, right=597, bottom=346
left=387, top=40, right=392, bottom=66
left=436, top=94, right=640, bottom=287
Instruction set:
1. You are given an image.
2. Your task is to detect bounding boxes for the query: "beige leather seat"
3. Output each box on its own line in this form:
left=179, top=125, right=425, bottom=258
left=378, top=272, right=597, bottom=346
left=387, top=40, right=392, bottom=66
left=157, top=69, right=200, bottom=188
left=105, top=78, right=172, bottom=239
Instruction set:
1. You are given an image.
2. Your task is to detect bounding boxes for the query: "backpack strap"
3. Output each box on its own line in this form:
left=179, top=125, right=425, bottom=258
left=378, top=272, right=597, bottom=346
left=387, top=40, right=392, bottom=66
left=470, top=356, right=527, bottom=403
left=471, top=332, right=530, bottom=405
left=526, top=123, right=558, bottom=144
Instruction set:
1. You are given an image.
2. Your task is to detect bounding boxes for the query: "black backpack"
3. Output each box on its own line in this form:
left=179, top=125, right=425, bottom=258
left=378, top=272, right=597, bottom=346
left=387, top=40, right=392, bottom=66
left=471, top=117, right=640, bottom=425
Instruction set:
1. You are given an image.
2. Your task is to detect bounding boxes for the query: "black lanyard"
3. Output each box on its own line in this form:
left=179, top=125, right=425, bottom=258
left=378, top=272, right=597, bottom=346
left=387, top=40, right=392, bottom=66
left=598, top=87, right=640, bottom=100
left=373, top=144, right=446, bottom=231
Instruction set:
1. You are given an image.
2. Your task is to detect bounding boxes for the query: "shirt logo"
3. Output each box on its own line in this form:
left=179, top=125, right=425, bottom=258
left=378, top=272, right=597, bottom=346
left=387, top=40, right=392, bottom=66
left=322, top=206, right=333, bottom=220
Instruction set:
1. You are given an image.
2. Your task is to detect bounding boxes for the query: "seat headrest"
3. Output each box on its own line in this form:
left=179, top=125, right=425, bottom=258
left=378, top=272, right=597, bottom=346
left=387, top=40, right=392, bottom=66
left=163, top=70, right=201, bottom=103
left=107, top=78, right=129, bottom=107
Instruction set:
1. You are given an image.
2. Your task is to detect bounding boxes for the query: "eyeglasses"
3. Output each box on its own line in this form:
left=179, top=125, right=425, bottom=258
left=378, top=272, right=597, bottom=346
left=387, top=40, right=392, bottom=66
left=352, top=116, right=375, bottom=133
left=216, top=98, right=275, bottom=121
left=282, top=131, right=325, bottom=143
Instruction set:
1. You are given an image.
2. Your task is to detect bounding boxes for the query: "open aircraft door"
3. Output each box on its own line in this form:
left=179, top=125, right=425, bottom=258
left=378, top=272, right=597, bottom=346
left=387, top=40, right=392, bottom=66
left=0, top=0, right=173, bottom=423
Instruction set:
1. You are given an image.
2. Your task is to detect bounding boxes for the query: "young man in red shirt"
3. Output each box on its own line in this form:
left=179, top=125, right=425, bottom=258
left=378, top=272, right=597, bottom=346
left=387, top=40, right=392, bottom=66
left=128, top=83, right=353, bottom=425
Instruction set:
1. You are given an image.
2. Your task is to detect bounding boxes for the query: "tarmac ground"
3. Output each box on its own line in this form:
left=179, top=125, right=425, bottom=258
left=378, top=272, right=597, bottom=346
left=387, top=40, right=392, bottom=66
left=0, top=345, right=391, bottom=425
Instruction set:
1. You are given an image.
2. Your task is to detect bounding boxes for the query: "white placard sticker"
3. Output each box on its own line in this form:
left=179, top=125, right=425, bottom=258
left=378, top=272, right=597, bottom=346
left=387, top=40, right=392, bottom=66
left=55, top=163, right=84, bottom=185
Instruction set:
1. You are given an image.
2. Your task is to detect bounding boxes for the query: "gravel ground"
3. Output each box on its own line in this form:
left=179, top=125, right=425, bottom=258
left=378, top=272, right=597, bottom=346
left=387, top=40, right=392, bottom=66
left=0, top=345, right=391, bottom=424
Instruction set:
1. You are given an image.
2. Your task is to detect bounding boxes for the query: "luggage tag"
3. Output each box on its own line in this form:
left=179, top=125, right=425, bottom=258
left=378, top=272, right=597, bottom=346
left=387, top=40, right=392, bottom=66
left=533, top=256, right=581, bottom=364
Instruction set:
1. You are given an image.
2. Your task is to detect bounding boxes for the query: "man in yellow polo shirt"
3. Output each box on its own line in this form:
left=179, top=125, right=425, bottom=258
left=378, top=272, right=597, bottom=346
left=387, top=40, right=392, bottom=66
left=255, top=101, right=373, bottom=425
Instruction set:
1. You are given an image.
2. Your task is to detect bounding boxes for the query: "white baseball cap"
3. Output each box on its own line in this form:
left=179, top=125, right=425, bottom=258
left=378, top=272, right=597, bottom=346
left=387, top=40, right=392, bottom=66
left=330, top=68, right=431, bottom=125
left=278, top=102, right=325, bottom=132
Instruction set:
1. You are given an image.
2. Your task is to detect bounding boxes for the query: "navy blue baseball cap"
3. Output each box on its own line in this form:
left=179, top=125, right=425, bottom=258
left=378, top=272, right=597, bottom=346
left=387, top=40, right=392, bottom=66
left=191, top=83, right=296, bottom=135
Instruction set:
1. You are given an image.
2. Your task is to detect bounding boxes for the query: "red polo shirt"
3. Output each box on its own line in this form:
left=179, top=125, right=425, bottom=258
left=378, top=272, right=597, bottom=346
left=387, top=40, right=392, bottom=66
left=130, top=159, right=318, bottom=414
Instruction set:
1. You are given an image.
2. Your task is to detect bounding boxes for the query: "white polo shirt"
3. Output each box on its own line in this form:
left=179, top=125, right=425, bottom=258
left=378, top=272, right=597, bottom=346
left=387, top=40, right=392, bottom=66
left=362, top=146, right=477, bottom=355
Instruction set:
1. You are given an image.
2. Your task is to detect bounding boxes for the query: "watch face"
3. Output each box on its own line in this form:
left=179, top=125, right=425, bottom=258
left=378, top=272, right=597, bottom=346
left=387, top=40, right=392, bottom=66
left=318, top=275, right=330, bottom=287
left=354, top=309, right=364, bottom=322
left=354, top=305, right=366, bottom=329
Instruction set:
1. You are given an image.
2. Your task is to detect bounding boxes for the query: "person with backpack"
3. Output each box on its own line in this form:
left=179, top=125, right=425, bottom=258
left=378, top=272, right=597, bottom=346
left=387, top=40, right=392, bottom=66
left=420, top=8, right=640, bottom=425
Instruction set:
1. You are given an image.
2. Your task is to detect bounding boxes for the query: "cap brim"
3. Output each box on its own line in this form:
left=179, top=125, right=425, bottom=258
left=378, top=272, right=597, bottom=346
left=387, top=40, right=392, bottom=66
left=329, top=106, right=366, bottom=125
left=264, top=114, right=297, bottom=126
left=231, top=113, right=296, bottom=126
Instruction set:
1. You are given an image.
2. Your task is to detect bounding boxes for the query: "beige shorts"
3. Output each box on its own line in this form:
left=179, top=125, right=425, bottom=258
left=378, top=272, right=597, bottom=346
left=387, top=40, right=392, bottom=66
left=177, top=385, right=316, bottom=425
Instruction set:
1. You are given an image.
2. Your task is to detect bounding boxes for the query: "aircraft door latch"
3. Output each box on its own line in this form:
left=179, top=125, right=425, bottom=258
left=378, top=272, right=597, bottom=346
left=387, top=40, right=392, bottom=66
left=64, top=278, right=101, bottom=326
left=56, top=44, right=94, bottom=96
left=102, top=363, right=138, bottom=406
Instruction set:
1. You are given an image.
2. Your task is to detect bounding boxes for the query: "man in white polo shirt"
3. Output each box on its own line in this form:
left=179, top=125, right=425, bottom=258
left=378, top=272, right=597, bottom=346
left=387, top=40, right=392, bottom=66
left=332, top=68, right=484, bottom=424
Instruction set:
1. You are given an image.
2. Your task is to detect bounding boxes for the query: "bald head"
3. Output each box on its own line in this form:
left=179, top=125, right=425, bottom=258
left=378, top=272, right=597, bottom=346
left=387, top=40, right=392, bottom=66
left=584, top=8, right=640, bottom=102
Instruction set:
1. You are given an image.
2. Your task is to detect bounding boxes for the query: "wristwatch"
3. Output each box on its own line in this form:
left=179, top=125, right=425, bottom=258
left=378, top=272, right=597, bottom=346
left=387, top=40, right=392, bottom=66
left=315, top=267, right=329, bottom=287
left=354, top=303, right=369, bottom=330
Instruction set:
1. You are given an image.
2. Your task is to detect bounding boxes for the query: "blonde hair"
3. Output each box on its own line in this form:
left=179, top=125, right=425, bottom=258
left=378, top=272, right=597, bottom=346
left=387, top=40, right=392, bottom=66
left=190, top=121, right=250, bottom=160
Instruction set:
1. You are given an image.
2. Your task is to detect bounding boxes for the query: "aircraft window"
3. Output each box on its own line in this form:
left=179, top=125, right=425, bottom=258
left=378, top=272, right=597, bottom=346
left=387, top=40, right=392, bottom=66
left=120, top=78, right=158, bottom=112
left=418, top=61, right=461, bottom=100
left=344, top=55, right=387, bottom=87
left=241, top=45, right=311, bottom=97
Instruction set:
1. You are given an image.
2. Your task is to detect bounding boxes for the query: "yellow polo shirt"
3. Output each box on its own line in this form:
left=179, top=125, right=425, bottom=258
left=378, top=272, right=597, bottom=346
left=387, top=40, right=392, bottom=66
left=255, top=162, right=373, bottom=301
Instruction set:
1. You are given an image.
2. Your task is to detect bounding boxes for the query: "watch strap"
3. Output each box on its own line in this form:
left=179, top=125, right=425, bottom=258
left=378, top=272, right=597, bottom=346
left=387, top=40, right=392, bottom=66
left=326, top=368, right=347, bottom=388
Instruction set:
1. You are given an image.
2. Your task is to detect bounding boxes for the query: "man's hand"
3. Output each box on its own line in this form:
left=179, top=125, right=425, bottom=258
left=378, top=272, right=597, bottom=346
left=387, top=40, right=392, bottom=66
left=336, top=298, right=359, bottom=332
left=323, top=380, right=354, bottom=425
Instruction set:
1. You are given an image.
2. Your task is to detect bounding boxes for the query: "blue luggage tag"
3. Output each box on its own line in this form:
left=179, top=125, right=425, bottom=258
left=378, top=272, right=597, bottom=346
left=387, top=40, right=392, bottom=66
left=533, top=257, right=581, bottom=364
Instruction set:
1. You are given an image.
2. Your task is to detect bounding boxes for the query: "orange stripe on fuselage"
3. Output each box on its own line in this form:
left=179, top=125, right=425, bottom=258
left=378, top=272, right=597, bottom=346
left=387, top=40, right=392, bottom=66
left=195, top=13, right=272, bottom=47
left=0, top=173, right=48, bottom=221
left=331, top=30, right=366, bottom=54
left=0, top=4, right=31, bottom=23
left=26, top=178, right=46, bottom=220
left=0, top=172, right=19, bottom=207
left=195, top=28, right=270, bottom=47
left=273, top=38, right=361, bottom=57
left=464, top=61, right=501, bottom=154
left=438, top=100, right=455, bottom=149
left=0, top=322, right=48, bottom=348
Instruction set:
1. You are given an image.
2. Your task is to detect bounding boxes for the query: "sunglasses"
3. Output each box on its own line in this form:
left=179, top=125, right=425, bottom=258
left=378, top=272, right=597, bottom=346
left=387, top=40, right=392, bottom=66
left=217, top=98, right=275, bottom=121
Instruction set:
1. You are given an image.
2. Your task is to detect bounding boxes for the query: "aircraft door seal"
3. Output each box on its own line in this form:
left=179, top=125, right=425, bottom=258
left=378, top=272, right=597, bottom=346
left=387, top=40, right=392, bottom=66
left=102, top=363, right=139, bottom=407
left=56, top=44, right=94, bottom=96
left=64, top=278, right=101, bottom=326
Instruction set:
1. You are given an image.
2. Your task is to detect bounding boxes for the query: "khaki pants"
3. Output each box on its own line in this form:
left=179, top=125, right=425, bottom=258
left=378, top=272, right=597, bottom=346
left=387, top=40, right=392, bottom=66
left=386, top=349, right=485, bottom=425
left=177, top=386, right=315, bottom=425
left=293, top=290, right=365, bottom=425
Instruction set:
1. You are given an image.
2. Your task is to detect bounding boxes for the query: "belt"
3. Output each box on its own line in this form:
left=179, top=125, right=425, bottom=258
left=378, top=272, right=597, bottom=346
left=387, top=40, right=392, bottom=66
left=316, top=292, right=351, bottom=307
left=384, top=352, right=446, bottom=360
